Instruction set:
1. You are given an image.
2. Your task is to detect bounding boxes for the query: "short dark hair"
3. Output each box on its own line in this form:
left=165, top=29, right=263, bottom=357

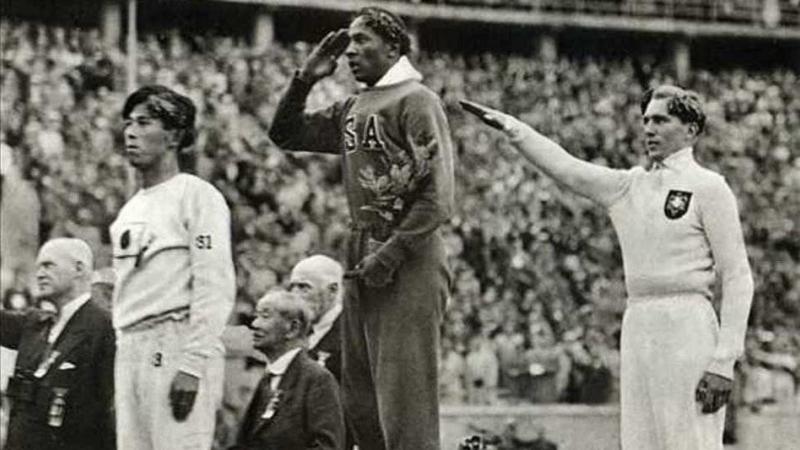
left=122, top=85, right=197, bottom=149
left=640, top=85, right=706, bottom=135
left=353, top=7, right=412, bottom=55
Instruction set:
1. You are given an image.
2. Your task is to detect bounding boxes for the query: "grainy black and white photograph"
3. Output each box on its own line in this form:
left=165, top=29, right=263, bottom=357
left=0, top=1, right=798, bottom=450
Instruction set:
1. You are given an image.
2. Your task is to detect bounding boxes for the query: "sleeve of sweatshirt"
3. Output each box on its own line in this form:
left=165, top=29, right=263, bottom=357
left=372, top=90, right=455, bottom=271
left=502, top=115, right=630, bottom=208
left=700, top=176, right=754, bottom=379
left=178, top=181, right=236, bottom=378
left=268, top=73, right=346, bottom=155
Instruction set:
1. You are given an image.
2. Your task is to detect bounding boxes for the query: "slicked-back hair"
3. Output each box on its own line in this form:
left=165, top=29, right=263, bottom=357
left=640, top=85, right=706, bottom=135
left=122, top=85, right=197, bottom=150
left=353, top=7, right=412, bottom=55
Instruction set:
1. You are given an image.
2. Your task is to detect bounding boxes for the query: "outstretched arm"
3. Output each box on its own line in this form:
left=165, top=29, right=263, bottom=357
left=465, top=101, right=628, bottom=207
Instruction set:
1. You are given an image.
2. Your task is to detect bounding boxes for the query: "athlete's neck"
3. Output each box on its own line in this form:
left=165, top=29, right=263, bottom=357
left=139, top=157, right=180, bottom=189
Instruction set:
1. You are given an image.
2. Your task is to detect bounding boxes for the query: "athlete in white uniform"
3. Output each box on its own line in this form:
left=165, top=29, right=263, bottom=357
left=111, top=85, right=236, bottom=450
left=469, top=85, right=753, bottom=450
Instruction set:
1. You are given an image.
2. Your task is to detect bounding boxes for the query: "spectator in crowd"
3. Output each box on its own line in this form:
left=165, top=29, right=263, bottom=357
left=465, top=335, right=500, bottom=405
left=0, top=141, right=40, bottom=296
left=524, top=321, right=571, bottom=403
left=288, top=254, right=344, bottom=382
left=232, top=290, right=344, bottom=450
left=1, top=238, right=115, bottom=450
left=440, top=339, right=467, bottom=404
left=288, top=254, right=356, bottom=449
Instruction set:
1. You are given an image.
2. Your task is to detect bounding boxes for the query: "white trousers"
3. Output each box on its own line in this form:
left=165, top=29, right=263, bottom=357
left=620, top=294, right=725, bottom=450
left=115, top=320, right=224, bottom=450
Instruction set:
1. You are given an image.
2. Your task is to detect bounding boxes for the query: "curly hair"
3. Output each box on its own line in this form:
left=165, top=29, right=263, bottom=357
left=640, top=85, right=706, bottom=135
left=353, top=7, right=412, bottom=55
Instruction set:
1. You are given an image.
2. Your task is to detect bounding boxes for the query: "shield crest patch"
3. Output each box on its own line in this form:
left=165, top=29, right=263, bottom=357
left=664, top=190, right=692, bottom=219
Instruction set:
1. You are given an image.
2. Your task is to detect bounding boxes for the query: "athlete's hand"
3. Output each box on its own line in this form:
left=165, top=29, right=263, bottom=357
left=347, top=254, right=394, bottom=288
left=695, top=371, right=732, bottom=414
left=169, top=370, right=199, bottom=422
left=459, top=99, right=527, bottom=139
left=298, top=29, right=350, bottom=83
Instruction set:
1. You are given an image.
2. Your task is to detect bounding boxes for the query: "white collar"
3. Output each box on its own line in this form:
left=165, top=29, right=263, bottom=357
left=662, top=147, right=694, bottom=168
left=49, top=293, right=91, bottom=343
left=266, top=347, right=302, bottom=377
left=309, top=302, right=342, bottom=349
left=374, top=56, right=423, bottom=87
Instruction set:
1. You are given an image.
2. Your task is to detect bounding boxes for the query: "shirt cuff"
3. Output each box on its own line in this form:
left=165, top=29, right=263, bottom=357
left=706, top=356, right=736, bottom=380
left=179, top=352, right=207, bottom=379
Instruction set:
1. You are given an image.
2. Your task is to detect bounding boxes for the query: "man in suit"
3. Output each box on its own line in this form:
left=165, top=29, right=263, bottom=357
left=232, top=290, right=344, bottom=450
left=1, top=238, right=116, bottom=450
left=288, top=255, right=344, bottom=382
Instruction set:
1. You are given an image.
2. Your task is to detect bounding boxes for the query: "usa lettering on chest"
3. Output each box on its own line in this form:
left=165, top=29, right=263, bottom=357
left=344, top=114, right=385, bottom=152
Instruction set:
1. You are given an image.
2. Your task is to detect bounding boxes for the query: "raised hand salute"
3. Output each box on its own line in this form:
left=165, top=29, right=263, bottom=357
left=298, top=29, right=350, bottom=83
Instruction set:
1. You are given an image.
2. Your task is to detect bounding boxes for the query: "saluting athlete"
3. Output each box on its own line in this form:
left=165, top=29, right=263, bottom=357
left=269, top=7, right=454, bottom=450
left=468, top=85, right=753, bottom=450
left=111, top=85, right=236, bottom=450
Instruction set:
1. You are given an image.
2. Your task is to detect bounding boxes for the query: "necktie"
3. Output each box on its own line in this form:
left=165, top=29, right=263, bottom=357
left=256, top=374, right=274, bottom=419
left=30, top=312, right=58, bottom=376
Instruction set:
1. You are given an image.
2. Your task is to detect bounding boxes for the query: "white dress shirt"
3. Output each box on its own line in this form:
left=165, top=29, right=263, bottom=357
left=265, top=347, right=303, bottom=391
left=309, top=303, right=342, bottom=350
left=48, top=293, right=91, bottom=343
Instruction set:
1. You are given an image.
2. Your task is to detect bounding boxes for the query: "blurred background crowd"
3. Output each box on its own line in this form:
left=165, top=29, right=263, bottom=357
left=392, top=0, right=800, bottom=27
left=0, top=16, right=798, bottom=419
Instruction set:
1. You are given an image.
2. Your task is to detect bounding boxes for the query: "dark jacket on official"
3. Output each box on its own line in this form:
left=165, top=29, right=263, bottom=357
left=231, top=349, right=344, bottom=450
left=1, top=300, right=116, bottom=450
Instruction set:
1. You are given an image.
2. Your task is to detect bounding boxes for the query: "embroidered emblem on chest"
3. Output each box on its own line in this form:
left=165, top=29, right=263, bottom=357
left=664, top=190, right=693, bottom=220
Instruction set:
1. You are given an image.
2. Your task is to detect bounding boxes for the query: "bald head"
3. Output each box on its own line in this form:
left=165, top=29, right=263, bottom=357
left=291, top=255, right=343, bottom=287
left=35, top=238, right=94, bottom=305
left=289, top=255, right=343, bottom=322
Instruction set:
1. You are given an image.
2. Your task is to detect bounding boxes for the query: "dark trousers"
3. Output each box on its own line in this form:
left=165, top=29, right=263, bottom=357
left=341, top=231, right=450, bottom=450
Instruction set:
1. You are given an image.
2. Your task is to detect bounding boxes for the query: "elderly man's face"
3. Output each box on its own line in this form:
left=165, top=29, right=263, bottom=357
left=250, top=301, right=290, bottom=354
left=345, top=16, right=397, bottom=86
left=288, top=270, right=332, bottom=321
left=642, top=98, right=694, bottom=161
left=123, top=103, right=177, bottom=171
left=34, top=246, right=79, bottom=302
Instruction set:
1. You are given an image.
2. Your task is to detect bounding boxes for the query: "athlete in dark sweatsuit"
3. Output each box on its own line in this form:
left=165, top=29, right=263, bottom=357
left=269, top=8, right=454, bottom=450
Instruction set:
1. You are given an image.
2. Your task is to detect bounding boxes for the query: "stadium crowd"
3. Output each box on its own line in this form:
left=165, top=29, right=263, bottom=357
left=1, top=19, right=798, bottom=415
left=395, top=0, right=800, bottom=27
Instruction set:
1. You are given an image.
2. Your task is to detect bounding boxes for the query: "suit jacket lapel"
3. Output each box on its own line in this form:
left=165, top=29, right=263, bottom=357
left=240, top=375, right=271, bottom=443
left=43, top=301, right=94, bottom=376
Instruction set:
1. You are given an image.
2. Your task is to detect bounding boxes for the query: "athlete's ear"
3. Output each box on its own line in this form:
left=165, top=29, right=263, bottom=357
left=688, top=122, right=699, bottom=139
left=167, top=129, right=183, bottom=150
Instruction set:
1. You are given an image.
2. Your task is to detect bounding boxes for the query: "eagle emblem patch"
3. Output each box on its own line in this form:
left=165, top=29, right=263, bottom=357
left=664, top=190, right=692, bottom=219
